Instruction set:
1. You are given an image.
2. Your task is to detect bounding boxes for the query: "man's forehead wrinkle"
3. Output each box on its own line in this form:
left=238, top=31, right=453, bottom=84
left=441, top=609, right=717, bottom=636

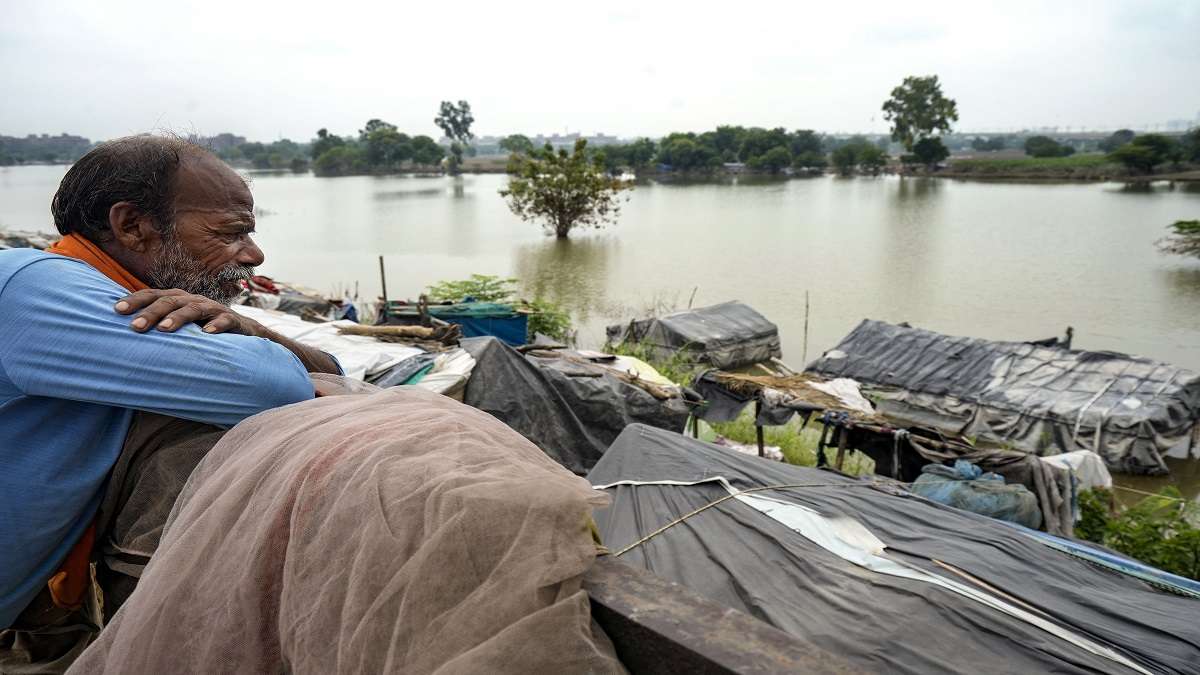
left=173, top=154, right=254, bottom=213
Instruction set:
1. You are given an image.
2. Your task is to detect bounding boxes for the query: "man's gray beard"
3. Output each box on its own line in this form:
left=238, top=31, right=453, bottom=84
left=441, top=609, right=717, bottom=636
left=145, top=236, right=254, bottom=306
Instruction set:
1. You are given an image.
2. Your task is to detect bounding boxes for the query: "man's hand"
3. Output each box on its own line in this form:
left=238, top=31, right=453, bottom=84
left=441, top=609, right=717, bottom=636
left=114, top=289, right=341, bottom=375
left=115, top=289, right=264, bottom=335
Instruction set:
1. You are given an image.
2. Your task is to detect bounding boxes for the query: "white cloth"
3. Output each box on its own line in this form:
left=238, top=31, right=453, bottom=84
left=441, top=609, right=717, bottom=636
left=1040, top=450, right=1113, bottom=491
left=413, top=349, right=476, bottom=397
left=232, top=305, right=422, bottom=380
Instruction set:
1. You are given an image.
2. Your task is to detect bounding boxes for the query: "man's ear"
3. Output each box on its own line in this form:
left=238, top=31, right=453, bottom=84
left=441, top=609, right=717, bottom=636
left=108, top=202, right=162, bottom=253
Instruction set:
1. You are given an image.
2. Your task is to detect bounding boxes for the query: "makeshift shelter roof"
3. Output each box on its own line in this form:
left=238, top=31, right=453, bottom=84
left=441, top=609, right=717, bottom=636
left=606, top=301, right=781, bottom=369
left=589, top=424, right=1199, bottom=674
left=460, top=337, right=692, bottom=474
left=807, top=320, right=1200, bottom=475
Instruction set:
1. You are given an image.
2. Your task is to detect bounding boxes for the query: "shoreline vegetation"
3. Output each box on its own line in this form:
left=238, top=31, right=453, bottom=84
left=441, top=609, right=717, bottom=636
left=4, top=127, right=1199, bottom=183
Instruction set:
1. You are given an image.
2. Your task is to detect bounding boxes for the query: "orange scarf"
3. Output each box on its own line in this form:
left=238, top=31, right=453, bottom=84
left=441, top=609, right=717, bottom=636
left=47, top=233, right=149, bottom=292
left=41, top=233, right=147, bottom=610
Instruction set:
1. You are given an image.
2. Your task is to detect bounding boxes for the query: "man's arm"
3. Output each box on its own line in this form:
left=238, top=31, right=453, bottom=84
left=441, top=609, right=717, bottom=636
left=0, top=258, right=315, bottom=427
left=113, top=288, right=341, bottom=375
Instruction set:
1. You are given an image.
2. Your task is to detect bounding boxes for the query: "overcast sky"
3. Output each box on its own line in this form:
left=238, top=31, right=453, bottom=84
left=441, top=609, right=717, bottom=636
left=2, top=0, right=1198, bottom=142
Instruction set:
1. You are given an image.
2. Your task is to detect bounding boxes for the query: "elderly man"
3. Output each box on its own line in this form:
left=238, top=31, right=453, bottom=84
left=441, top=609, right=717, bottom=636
left=0, top=136, right=340, bottom=670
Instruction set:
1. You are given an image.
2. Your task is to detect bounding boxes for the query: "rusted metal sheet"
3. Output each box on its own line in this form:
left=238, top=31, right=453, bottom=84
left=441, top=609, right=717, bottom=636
left=583, top=556, right=859, bottom=674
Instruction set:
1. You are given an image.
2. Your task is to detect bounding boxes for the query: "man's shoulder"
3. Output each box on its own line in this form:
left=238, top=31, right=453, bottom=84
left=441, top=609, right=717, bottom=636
left=0, top=248, right=117, bottom=298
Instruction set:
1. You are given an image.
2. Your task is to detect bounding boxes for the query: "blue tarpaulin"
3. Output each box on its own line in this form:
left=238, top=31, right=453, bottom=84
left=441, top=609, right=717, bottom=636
left=427, top=303, right=528, bottom=346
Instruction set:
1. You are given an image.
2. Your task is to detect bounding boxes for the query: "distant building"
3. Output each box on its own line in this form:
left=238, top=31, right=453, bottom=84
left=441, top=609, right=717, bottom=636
left=188, top=133, right=247, bottom=152
left=0, top=133, right=92, bottom=165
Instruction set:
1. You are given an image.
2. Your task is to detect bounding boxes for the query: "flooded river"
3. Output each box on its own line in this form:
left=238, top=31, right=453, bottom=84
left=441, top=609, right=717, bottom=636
left=3, top=165, right=1198, bottom=496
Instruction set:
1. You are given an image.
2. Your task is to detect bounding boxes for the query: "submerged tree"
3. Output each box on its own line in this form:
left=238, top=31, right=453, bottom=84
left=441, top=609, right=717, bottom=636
left=434, top=100, right=475, bottom=175
left=882, top=75, right=958, bottom=170
left=1158, top=220, right=1200, bottom=259
left=500, top=139, right=631, bottom=239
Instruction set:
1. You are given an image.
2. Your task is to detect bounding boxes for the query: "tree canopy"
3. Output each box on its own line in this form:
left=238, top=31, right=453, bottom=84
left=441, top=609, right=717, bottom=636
left=747, top=146, right=793, bottom=174
left=434, top=100, right=475, bottom=175
left=909, top=137, right=950, bottom=168
left=499, top=134, right=534, bottom=155
left=832, top=137, right=889, bottom=175
left=882, top=75, right=959, bottom=152
left=310, top=120, right=443, bottom=176
left=1024, top=136, right=1075, bottom=158
left=500, top=139, right=631, bottom=238
left=1108, top=134, right=1175, bottom=173
left=1099, top=129, right=1136, bottom=153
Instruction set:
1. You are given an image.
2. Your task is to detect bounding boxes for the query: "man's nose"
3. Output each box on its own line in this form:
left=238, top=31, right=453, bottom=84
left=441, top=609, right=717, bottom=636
left=239, top=239, right=266, bottom=267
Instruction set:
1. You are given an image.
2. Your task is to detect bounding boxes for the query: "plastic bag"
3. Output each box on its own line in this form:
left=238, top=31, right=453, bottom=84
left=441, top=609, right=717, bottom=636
left=912, top=460, right=1043, bottom=529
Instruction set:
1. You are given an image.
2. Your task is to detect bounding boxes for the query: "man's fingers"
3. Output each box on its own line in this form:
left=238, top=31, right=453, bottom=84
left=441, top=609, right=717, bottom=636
left=154, top=303, right=212, bottom=332
left=201, top=313, right=240, bottom=334
left=115, top=288, right=186, bottom=314
left=129, top=296, right=193, bottom=331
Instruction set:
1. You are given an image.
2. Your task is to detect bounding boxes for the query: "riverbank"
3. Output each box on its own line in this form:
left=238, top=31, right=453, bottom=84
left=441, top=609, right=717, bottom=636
left=933, top=155, right=1200, bottom=182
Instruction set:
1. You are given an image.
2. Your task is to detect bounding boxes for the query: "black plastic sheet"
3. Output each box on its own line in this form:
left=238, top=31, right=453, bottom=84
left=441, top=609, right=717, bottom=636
left=808, top=320, right=1200, bottom=474
left=461, top=338, right=690, bottom=474
left=589, top=425, right=1198, bottom=674
left=606, top=301, right=782, bottom=369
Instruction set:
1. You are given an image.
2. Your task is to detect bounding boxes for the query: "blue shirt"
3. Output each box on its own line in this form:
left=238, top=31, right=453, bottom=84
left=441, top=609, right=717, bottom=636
left=0, top=248, right=315, bottom=626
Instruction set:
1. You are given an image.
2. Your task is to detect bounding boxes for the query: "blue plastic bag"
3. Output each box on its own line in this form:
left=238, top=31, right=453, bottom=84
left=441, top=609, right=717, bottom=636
left=911, top=460, right=1043, bottom=529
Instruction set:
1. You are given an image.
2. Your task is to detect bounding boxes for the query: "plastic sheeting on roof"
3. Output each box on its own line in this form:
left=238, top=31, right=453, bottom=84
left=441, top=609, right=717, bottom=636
left=588, top=424, right=1199, bottom=674
left=606, top=301, right=781, bottom=369
left=807, top=320, right=1200, bottom=475
left=460, top=337, right=691, bottom=474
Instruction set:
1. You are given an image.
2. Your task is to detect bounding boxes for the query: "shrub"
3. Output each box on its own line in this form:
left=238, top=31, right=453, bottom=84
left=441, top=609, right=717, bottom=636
left=1075, top=487, right=1200, bottom=581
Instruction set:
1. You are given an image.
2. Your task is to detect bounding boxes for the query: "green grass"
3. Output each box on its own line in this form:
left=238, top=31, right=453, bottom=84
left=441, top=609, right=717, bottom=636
left=708, top=411, right=875, bottom=475
left=949, top=154, right=1116, bottom=173
left=603, top=340, right=706, bottom=388
left=605, top=341, right=876, bottom=474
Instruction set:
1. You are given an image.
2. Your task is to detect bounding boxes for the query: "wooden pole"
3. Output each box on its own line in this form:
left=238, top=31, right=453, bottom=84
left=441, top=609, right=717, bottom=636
left=378, top=255, right=389, bottom=321
left=802, top=291, right=810, bottom=366
left=834, top=427, right=848, bottom=471
left=754, top=400, right=764, bottom=457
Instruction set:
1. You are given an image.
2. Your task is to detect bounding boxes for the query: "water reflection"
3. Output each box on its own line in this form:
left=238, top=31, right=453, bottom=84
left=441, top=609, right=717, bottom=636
left=372, top=187, right=446, bottom=200
left=1164, top=267, right=1200, bottom=295
left=512, top=236, right=617, bottom=320
left=893, top=175, right=942, bottom=203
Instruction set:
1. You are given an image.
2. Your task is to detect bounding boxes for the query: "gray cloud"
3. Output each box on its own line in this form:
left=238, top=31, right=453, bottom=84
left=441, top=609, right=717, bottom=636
left=1, top=0, right=1196, bottom=142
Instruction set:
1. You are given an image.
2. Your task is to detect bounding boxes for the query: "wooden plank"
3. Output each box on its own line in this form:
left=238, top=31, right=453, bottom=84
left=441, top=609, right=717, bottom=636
left=583, top=556, right=858, bottom=674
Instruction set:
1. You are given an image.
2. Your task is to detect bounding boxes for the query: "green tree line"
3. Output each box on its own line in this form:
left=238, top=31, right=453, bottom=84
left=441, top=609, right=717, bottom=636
left=309, top=120, right=446, bottom=177
left=216, top=139, right=311, bottom=171
left=500, top=126, right=859, bottom=176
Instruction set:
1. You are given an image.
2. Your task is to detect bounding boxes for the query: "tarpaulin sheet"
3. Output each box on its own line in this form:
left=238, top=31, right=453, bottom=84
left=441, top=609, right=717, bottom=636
left=461, top=337, right=690, bottom=474
left=606, top=301, right=781, bottom=369
left=808, top=320, right=1200, bottom=475
left=588, top=424, right=1199, bottom=675
left=429, top=303, right=528, bottom=346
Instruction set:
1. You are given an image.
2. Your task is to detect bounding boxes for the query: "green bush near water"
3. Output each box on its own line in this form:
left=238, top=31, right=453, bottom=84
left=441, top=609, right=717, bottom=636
left=425, top=274, right=573, bottom=342
left=1076, top=487, right=1200, bottom=581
